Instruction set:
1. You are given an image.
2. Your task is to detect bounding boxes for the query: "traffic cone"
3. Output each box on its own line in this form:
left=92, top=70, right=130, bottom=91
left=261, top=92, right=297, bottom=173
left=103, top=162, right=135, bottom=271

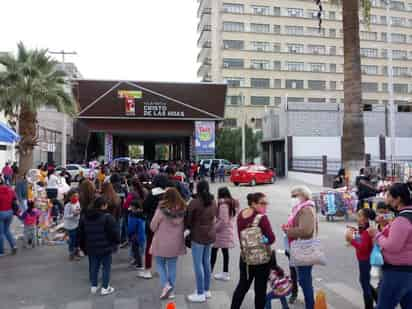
left=166, top=302, right=176, bottom=309
left=314, top=289, right=328, bottom=309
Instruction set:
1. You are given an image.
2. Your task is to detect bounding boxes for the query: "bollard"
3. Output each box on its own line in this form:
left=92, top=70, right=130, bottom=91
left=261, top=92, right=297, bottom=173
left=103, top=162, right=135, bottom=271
left=314, top=289, right=328, bottom=309
left=166, top=302, right=176, bottom=309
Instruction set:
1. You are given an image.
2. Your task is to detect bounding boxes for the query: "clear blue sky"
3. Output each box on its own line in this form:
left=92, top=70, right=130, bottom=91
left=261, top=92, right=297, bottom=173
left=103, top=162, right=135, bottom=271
left=0, top=0, right=200, bottom=82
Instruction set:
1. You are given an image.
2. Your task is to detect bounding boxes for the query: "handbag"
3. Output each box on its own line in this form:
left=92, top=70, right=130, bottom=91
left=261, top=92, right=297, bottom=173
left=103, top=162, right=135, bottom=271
left=289, top=209, right=326, bottom=267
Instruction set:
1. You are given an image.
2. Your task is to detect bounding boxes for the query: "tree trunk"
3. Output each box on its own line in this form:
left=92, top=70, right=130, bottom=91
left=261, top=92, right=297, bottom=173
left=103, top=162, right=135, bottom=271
left=18, top=104, right=37, bottom=176
left=342, top=0, right=365, bottom=184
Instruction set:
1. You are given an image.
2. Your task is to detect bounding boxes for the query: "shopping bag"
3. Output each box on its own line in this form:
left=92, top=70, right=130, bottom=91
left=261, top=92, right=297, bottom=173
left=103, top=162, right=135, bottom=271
left=370, top=244, right=384, bottom=266
left=290, top=239, right=327, bottom=267
left=315, top=289, right=328, bottom=309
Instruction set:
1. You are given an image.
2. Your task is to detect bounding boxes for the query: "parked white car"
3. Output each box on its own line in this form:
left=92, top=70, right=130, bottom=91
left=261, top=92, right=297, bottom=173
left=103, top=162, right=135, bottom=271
left=56, top=164, right=89, bottom=182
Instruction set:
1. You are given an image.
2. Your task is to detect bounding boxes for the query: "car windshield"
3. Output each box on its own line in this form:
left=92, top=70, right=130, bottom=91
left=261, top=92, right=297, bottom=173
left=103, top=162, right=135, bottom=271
left=238, top=166, right=249, bottom=171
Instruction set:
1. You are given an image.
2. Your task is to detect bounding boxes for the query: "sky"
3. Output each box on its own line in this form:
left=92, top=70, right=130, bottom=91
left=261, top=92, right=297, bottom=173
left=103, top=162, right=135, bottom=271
left=0, top=0, right=200, bottom=82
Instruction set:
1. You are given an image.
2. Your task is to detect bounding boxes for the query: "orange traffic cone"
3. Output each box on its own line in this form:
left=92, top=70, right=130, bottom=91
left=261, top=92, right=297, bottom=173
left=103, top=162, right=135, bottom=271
left=314, top=289, right=328, bottom=309
left=166, top=302, right=176, bottom=309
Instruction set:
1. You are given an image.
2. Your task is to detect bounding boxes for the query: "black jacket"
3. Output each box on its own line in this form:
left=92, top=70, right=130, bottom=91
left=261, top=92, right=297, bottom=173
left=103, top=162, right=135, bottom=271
left=79, top=209, right=120, bottom=256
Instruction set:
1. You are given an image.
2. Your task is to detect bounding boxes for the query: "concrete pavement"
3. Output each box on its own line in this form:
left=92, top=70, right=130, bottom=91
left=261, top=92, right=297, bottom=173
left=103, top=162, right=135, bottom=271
left=0, top=179, right=366, bottom=309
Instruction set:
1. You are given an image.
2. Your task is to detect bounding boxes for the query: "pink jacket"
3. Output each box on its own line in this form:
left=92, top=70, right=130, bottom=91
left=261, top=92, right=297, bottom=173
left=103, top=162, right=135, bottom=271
left=376, top=206, right=412, bottom=266
left=150, top=207, right=186, bottom=258
left=213, top=199, right=239, bottom=249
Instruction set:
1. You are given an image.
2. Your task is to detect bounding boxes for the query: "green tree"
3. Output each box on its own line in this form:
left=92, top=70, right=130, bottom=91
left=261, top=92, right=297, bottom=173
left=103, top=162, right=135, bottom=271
left=0, top=43, right=75, bottom=174
left=216, top=126, right=260, bottom=163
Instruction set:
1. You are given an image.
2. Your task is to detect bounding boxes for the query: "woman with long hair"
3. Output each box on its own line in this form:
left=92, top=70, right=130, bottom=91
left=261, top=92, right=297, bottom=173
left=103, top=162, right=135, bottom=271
left=79, top=179, right=96, bottom=213
left=185, top=180, right=217, bottom=303
left=150, top=187, right=187, bottom=299
left=211, top=187, right=239, bottom=281
left=102, top=182, right=121, bottom=221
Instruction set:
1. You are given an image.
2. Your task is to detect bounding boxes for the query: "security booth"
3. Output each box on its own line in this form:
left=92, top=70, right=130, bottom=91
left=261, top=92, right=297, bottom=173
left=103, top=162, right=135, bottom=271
left=73, top=80, right=226, bottom=162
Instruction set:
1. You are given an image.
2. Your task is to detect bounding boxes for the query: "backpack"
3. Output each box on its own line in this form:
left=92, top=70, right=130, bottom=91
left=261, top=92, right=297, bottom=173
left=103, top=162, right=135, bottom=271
left=240, top=214, right=271, bottom=266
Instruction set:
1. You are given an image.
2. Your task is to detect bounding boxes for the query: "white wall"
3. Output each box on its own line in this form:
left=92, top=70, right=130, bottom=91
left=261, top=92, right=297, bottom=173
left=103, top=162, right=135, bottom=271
left=292, top=137, right=341, bottom=159
left=386, top=138, right=412, bottom=158
left=288, top=171, right=324, bottom=186
left=365, top=137, right=380, bottom=158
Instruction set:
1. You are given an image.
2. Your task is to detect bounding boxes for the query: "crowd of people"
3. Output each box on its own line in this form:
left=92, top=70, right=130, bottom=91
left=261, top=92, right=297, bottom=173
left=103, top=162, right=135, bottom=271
left=0, top=160, right=411, bottom=309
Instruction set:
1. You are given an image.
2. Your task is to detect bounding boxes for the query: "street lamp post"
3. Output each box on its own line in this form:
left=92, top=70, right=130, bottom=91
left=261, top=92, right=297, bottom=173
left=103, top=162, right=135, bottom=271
left=48, top=50, right=77, bottom=167
left=240, top=93, right=246, bottom=165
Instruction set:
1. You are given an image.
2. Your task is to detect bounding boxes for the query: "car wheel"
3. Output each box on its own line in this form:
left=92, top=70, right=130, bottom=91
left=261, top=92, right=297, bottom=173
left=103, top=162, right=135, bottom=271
left=250, top=179, right=256, bottom=187
left=234, top=182, right=239, bottom=186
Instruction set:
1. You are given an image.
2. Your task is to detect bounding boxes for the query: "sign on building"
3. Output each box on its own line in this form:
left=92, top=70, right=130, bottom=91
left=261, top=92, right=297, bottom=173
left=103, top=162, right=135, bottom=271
left=195, top=121, right=215, bottom=155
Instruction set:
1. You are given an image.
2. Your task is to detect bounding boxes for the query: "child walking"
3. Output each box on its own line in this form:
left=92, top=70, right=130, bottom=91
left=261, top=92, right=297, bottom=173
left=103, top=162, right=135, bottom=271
left=345, top=208, right=378, bottom=309
left=64, top=191, right=81, bottom=261
left=19, top=200, right=41, bottom=248
left=128, top=199, right=146, bottom=272
left=265, top=252, right=291, bottom=309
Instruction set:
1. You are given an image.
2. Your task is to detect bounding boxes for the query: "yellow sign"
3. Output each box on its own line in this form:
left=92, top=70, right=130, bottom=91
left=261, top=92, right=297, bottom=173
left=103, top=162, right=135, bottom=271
left=118, top=90, right=143, bottom=99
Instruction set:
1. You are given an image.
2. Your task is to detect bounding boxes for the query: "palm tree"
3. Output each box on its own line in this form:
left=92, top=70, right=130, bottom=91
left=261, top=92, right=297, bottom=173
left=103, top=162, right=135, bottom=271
left=0, top=42, right=75, bottom=175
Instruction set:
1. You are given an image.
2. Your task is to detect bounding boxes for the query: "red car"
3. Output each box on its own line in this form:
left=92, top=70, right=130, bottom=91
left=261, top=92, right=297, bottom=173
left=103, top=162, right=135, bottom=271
left=230, top=165, right=276, bottom=186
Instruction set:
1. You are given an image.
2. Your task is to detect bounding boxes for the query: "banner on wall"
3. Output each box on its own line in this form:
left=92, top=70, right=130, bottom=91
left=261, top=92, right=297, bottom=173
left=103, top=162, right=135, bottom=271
left=104, top=133, right=113, bottom=163
left=195, top=121, right=215, bottom=155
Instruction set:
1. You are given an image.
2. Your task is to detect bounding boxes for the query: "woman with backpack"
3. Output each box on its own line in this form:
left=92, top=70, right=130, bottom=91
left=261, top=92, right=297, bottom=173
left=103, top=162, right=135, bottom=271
left=230, top=192, right=275, bottom=309
left=368, top=183, right=412, bottom=309
left=211, top=187, right=239, bottom=281
left=185, top=180, right=217, bottom=303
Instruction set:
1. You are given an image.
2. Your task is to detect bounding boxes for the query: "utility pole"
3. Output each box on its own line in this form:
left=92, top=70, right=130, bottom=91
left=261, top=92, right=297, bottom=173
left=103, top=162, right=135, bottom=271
left=48, top=50, right=77, bottom=167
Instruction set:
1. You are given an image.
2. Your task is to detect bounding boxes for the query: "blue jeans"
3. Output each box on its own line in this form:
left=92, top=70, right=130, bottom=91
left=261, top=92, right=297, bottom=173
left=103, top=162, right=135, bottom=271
left=265, top=292, right=289, bottom=309
left=4, top=175, right=12, bottom=186
left=88, top=254, right=112, bottom=289
left=377, top=269, right=412, bottom=309
left=67, top=228, right=78, bottom=255
left=358, top=261, right=373, bottom=302
left=297, top=266, right=314, bottom=309
left=191, top=241, right=211, bottom=295
left=0, top=210, right=16, bottom=254
left=156, top=256, right=178, bottom=289
left=120, top=217, right=128, bottom=243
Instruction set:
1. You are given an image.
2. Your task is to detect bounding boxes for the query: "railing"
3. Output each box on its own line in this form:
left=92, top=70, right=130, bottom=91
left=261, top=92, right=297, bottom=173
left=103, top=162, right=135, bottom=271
left=290, top=156, right=342, bottom=175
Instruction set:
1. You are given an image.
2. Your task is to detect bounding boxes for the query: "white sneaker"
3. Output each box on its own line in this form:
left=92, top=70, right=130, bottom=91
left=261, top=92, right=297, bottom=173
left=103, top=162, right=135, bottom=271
left=137, top=270, right=153, bottom=279
left=214, top=272, right=231, bottom=281
left=101, top=286, right=115, bottom=296
left=160, top=284, right=173, bottom=299
left=187, top=293, right=206, bottom=303
left=90, top=286, right=98, bottom=294
left=205, top=291, right=212, bottom=299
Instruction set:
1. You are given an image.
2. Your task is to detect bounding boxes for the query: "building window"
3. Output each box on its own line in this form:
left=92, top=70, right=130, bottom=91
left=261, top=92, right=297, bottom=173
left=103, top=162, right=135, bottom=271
left=363, top=104, right=373, bottom=111
left=223, top=77, right=245, bottom=87
left=381, top=32, right=387, bottom=41
left=398, top=105, right=412, bottom=112
left=381, top=49, right=388, bottom=58
left=251, top=78, right=270, bottom=88
left=287, top=8, right=304, bottom=17
left=307, top=27, right=325, bottom=36
left=251, top=5, right=270, bottom=15
left=251, top=60, right=270, bottom=70
left=287, top=43, right=304, bottom=53
left=274, top=79, right=282, bottom=88
left=226, top=96, right=242, bottom=105
left=223, top=3, right=244, bottom=14
left=287, top=62, right=304, bottom=71
left=394, top=83, right=408, bottom=93
left=362, top=82, right=379, bottom=92
left=255, top=118, right=263, bottom=129
left=382, top=83, right=388, bottom=92
left=250, top=23, right=270, bottom=33
left=330, top=98, right=337, bottom=103
left=308, top=45, right=326, bottom=54
left=285, top=26, right=304, bottom=35
left=288, top=97, right=305, bottom=103
left=273, top=6, right=281, bottom=16
left=273, top=43, right=281, bottom=52
left=251, top=96, right=270, bottom=105
left=286, top=80, right=304, bottom=89
left=391, top=33, right=406, bottom=43
left=362, top=65, right=379, bottom=75
left=273, top=25, right=281, bottom=34
left=309, top=63, right=326, bottom=72
left=329, top=11, right=336, bottom=19
left=308, top=80, right=326, bottom=90
left=360, top=48, right=378, bottom=57
left=273, top=61, right=281, bottom=70
left=223, top=40, right=244, bottom=49
left=223, top=22, right=244, bottom=32
left=329, top=29, right=336, bottom=37
left=308, top=98, right=326, bottom=103
left=308, top=10, right=320, bottom=19
left=251, top=41, right=271, bottom=51
left=391, top=16, right=406, bottom=26
left=360, top=31, right=377, bottom=40
left=329, top=46, right=336, bottom=55
left=381, top=16, right=387, bottom=24
left=391, top=1, right=405, bottom=10
left=330, top=81, right=337, bottom=90
left=274, top=97, right=282, bottom=105
left=330, top=64, right=336, bottom=73
left=223, top=118, right=238, bottom=127
left=392, top=66, right=409, bottom=76
left=223, top=58, right=244, bottom=68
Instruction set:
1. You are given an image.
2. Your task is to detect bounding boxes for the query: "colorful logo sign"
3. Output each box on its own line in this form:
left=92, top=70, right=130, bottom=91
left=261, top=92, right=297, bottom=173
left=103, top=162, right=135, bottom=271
left=104, top=133, right=113, bottom=162
left=195, top=121, right=215, bottom=155
left=117, top=90, right=143, bottom=99
left=125, top=98, right=135, bottom=115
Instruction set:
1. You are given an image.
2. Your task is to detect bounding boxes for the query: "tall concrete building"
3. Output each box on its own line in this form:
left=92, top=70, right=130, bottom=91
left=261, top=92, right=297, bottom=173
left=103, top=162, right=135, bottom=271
left=196, top=0, right=412, bottom=129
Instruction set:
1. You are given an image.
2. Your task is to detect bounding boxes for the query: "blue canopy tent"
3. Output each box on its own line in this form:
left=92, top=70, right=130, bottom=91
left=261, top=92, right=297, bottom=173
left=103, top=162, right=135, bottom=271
left=0, top=121, right=20, bottom=143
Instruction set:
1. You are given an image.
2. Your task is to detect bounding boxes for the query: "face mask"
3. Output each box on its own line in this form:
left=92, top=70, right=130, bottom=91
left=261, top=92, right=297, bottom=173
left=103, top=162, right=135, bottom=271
left=70, top=197, right=79, bottom=204
left=291, top=198, right=301, bottom=207
left=257, top=207, right=267, bottom=215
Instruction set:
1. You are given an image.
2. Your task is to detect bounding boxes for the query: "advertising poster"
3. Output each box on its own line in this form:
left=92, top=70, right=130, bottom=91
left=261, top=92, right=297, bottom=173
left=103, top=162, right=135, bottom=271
left=195, top=121, right=215, bottom=155
left=104, top=133, right=113, bottom=163
left=125, top=97, right=135, bottom=115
